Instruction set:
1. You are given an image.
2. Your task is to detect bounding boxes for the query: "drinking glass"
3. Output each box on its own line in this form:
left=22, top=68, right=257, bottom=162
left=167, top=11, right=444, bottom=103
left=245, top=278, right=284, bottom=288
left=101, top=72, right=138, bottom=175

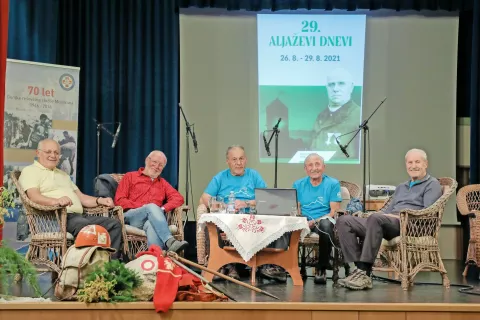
left=209, top=196, right=225, bottom=213
left=248, top=201, right=257, bottom=215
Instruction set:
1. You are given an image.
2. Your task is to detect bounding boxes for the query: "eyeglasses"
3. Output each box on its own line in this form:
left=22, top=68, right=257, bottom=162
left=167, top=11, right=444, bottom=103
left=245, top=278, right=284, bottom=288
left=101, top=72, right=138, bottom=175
left=148, top=157, right=165, bottom=168
left=38, top=149, right=61, bottom=156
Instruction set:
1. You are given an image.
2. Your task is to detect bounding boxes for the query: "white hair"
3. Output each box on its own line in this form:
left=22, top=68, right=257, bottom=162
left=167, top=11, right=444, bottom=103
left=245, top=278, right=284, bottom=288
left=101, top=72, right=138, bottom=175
left=148, top=150, right=167, bottom=164
left=38, top=139, right=59, bottom=151
left=225, top=145, right=245, bottom=159
left=304, top=153, right=324, bottom=166
left=405, top=148, right=428, bottom=161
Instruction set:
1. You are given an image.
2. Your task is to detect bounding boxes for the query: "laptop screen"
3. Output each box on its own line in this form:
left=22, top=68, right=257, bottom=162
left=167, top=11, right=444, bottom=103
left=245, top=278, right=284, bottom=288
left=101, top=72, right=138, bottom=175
left=255, top=188, right=298, bottom=216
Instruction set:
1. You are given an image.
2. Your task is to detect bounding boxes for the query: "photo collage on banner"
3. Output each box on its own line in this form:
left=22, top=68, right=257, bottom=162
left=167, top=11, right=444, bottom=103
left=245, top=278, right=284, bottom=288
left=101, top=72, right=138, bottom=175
left=3, top=59, right=80, bottom=251
left=257, top=14, right=366, bottom=164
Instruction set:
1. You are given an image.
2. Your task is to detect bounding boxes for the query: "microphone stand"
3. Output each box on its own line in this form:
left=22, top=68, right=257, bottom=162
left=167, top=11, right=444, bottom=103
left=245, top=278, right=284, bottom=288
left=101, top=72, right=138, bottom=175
left=263, top=123, right=281, bottom=188
left=335, top=98, right=387, bottom=213
left=179, top=105, right=198, bottom=226
left=93, top=119, right=117, bottom=179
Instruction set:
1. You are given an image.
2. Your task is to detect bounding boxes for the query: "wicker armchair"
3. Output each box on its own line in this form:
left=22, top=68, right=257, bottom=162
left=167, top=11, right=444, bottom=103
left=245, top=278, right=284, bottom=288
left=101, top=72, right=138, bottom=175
left=356, top=177, right=457, bottom=290
left=456, top=184, right=480, bottom=276
left=106, top=174, right=186, bottom=259
left=299, top=180, right=362, bottom=285
left=10, top=171, right=128, bottom=274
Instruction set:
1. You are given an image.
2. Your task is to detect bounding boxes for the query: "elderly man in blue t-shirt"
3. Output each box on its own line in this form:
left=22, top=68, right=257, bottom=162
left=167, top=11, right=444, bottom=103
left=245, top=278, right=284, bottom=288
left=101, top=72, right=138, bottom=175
left=293, top=153, right=342, bottom=284
left=337, top=148, right=443, bottom=290
left=200, top=145, right=267, bottom=280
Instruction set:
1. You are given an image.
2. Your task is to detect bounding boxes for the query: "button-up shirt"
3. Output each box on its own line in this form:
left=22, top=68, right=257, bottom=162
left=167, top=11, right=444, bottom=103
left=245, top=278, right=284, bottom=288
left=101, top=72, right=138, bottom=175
left=114, top=168, right=184, bottom=212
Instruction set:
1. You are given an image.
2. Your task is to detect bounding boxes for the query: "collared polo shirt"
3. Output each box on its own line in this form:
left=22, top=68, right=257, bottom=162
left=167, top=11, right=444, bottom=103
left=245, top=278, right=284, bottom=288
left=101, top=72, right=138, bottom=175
left=19, top=160, right=83, bottom=213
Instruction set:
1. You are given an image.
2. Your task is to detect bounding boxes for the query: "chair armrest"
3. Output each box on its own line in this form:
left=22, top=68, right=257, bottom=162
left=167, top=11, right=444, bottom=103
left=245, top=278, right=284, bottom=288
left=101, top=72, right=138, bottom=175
left=196, top=204, right=209, bottom=265
left=353, top=211, right=375, bottom=218
left=333, top=210, right=347, bottom=219
left=24, top=199, right=63, bottom=212
left=168, top=206, right=186, bottom=241
left=84, top=205, right=113, bottom=217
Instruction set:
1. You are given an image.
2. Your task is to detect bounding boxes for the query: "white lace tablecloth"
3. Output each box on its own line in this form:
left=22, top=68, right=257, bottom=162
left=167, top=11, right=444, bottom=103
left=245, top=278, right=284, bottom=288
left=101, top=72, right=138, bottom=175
left=198, top=213, right=310, bottom=262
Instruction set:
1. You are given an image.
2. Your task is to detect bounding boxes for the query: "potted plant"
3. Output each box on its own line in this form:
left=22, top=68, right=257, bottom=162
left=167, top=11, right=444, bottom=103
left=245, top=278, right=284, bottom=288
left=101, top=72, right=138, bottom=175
left=0, top=186, right=40, bottom=298
left=0, top=186, right=16, bottom=243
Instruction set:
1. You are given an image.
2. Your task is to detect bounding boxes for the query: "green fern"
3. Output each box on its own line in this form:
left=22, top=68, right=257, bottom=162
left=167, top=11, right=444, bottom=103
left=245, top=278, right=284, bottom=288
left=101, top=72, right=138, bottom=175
left=0, top=242, right=41, bottom=297
left=78, top=260, right=143, bottom=302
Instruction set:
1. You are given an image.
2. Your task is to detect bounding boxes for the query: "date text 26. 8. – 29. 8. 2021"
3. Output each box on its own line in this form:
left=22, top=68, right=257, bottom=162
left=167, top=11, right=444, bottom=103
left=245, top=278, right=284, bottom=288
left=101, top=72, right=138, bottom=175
left=280, top=55, right=340, bottom=62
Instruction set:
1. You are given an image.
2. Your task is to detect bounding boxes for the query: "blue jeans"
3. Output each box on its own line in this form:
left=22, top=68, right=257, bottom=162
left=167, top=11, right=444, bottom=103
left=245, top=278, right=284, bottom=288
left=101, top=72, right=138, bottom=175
left=124, top=204, right=173, bottom=250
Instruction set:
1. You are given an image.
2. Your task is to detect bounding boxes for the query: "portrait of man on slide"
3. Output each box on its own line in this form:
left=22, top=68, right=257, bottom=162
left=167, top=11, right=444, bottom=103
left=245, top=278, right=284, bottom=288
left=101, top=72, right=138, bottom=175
left=310, top=68, right=362, bottom=161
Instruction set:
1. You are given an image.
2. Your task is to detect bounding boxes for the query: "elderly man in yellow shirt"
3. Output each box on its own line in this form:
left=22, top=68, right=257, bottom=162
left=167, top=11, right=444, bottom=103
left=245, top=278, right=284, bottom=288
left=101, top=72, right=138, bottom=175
left=19, top=139, right=124, bottom=259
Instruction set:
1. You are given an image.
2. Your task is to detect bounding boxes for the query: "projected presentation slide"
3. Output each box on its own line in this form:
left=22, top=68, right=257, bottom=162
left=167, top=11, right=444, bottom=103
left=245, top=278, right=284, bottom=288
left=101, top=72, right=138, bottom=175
left=258, top=14, right=366, bottom=164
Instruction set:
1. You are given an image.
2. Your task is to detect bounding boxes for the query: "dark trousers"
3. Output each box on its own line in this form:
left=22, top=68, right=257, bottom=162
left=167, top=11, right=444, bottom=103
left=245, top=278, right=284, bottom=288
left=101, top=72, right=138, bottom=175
left=312, top=218, right=334, bottom=270
left=66, top=213, right=124, bottom=259
left=336, top=214, right=400, bottom=263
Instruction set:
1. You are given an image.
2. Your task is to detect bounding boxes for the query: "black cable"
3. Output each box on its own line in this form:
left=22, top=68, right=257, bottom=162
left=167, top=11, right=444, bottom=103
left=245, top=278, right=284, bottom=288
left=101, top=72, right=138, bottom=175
left=368, top=129, right=371, bottom=205
left=188, top=148, right=196, bottom=221
left=371, top=274, right=478, bottom=296
left=297, top=270, right=479, bottom=296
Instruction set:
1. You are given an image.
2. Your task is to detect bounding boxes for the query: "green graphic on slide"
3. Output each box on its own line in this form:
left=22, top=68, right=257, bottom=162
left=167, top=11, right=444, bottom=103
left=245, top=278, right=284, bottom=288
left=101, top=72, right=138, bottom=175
left=259, top=85, right=363, bottom=164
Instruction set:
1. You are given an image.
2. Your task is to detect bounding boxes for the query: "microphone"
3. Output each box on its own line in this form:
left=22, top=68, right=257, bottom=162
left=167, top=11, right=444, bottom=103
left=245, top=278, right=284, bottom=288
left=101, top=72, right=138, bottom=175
left=263, top=133, right=271, bottom=156
left=191, top=128, right=198, bottom=153
left=111, top=123, right=121, bottom=148
left=273, top=118, right=282, bottom=131
left=335, top=136, right=350, bottom=158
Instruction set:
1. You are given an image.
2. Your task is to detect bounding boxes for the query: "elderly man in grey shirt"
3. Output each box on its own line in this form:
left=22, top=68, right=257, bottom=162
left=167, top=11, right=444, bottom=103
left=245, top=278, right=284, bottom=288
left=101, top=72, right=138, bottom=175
left=336, top=148, right=443, bottom=290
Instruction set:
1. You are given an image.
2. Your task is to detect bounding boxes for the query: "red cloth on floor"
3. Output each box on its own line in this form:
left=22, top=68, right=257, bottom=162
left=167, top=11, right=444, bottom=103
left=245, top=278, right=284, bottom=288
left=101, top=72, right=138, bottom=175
left=136, top=245, right=185, bottom=313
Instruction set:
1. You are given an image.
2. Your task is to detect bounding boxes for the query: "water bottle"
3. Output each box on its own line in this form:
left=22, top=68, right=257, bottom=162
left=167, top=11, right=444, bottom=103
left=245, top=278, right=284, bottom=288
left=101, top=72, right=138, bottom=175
left=227, top=191, right=236, bottom=214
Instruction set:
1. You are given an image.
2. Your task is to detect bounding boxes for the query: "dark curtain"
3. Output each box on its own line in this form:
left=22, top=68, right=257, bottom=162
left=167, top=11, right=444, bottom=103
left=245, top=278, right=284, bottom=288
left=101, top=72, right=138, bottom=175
left=457, top=2, right=480, bottom=260
left=56, top=0, right=180, bottom=195
left=7, top=0, right=58, bottom=63
left=0, top=0, right=9, bottom=242
left=177, top=0, right=473, bottom=11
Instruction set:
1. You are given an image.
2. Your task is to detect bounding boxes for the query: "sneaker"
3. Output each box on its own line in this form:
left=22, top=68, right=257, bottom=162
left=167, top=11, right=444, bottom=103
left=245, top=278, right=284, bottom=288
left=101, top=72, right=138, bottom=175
left=343, top=269, right=373, bottom=290
left=259, top=265, right=287, bottom=283
left=338, top=268, right=359, bottom=287
left=314, top=270, right=327, bottom=285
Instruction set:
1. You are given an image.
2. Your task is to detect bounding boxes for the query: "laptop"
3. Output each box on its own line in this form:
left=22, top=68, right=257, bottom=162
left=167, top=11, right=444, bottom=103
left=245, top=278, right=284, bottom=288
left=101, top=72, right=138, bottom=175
left=254, top=188, right=298, bottom=216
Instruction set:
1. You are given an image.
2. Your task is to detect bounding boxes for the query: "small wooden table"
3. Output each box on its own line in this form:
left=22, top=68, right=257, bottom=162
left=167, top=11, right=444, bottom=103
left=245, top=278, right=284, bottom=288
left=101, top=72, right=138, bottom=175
left=203, top=223, right=304, bottom=286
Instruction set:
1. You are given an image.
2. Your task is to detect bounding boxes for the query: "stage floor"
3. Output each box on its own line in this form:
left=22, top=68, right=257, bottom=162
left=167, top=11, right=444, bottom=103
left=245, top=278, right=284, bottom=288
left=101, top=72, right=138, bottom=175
left=6, top=260, right=480, bottom=304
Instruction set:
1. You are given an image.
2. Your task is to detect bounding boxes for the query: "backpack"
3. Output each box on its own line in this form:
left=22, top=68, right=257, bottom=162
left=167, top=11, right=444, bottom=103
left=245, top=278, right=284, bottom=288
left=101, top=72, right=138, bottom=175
left=54, top=245, right=111, bottom=300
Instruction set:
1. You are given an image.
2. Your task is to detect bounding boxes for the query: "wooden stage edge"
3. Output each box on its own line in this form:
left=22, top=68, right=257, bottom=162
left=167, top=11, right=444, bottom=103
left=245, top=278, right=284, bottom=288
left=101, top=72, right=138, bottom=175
left=2, top=301, right=480, bottom=320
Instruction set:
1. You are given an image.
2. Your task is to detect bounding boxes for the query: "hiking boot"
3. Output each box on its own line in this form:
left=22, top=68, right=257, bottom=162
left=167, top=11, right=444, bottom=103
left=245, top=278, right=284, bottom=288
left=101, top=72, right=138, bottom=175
left=259, top=265, right=287, bottom=283
left=166, top=239, right=189, bottom=253
left=213, top=267, right=228, bottom=282
left=343, top=269, right=373, bottom=290
left=338, top=268, right=360, bottom=287
left=226, top=265, right=240, bottom=280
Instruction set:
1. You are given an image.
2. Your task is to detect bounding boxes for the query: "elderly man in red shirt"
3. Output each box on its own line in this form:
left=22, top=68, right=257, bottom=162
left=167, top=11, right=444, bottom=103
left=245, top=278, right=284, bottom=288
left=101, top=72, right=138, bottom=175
left=114, top=150, right=189, bottom=253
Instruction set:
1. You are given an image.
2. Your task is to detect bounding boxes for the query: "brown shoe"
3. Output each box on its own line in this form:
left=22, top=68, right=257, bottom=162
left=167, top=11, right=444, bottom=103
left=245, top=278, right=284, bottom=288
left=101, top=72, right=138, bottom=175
left=226, top=265, right=241, bottom=280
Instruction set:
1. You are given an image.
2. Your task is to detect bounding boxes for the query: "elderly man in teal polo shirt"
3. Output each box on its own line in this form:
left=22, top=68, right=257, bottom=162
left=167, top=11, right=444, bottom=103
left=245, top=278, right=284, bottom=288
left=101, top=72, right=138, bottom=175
left=336, top=148, right=443, bottom=290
